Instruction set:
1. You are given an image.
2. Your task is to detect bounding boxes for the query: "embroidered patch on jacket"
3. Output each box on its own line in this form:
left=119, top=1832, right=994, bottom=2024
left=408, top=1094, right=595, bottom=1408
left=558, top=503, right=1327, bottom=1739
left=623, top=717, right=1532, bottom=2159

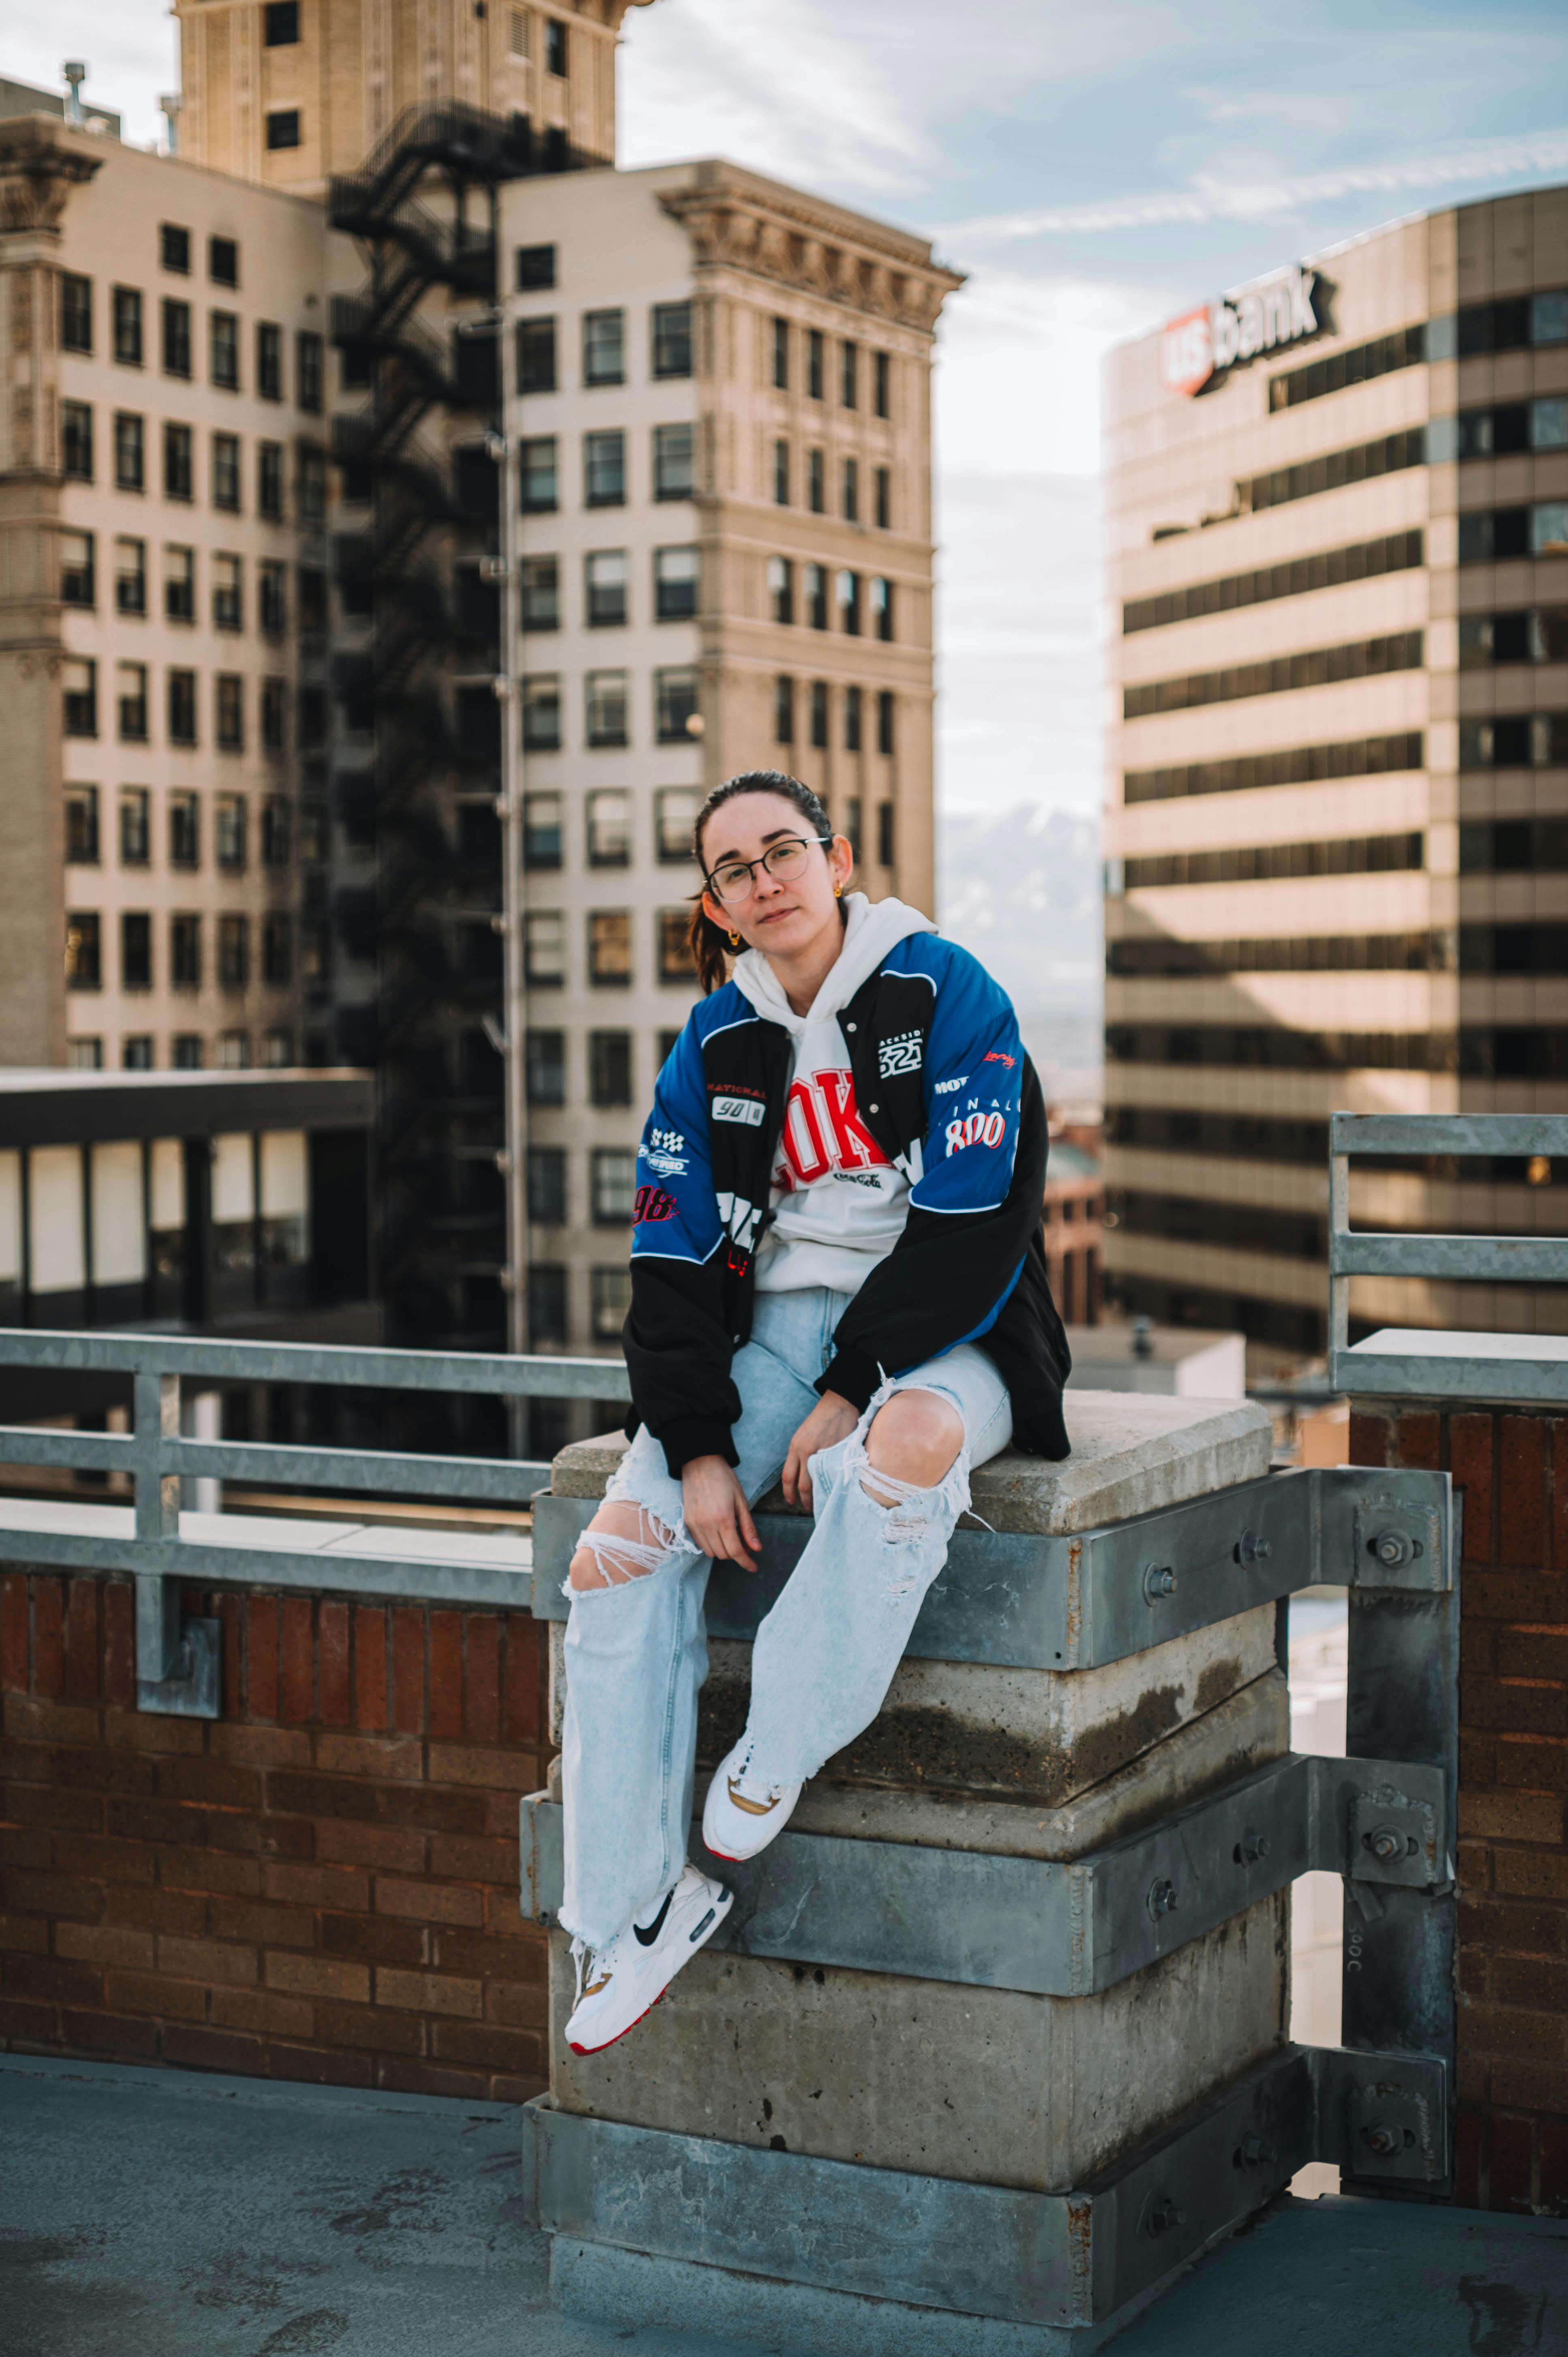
left=711, top=1094, right=766, bottom=1127
left=877, top=1031, right=923, bottom=1078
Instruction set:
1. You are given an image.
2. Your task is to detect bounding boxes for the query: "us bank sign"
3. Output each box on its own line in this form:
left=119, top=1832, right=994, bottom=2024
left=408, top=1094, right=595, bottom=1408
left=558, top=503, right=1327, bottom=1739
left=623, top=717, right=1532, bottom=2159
left=1160, top=265, right=1322, bottom=397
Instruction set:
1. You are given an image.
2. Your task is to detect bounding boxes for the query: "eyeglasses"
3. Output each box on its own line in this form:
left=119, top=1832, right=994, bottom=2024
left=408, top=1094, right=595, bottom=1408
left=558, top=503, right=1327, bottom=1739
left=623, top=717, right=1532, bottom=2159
left=704, top=833, right=832, bottom=906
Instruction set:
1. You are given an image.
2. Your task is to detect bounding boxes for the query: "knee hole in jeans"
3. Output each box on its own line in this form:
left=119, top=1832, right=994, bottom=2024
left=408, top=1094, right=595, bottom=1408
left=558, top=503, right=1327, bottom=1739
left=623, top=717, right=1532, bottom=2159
left=861, top=1388, right=963, bottom=1507
left=568, top=1504, right=681, bottom=1592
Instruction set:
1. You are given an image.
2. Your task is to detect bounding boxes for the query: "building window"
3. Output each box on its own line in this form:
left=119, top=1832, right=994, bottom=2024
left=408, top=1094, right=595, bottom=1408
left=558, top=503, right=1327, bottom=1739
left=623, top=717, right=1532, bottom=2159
left=256, top=321, right=283, bottom=401
left=218, top=915, right=250, bottom=991
left=587, top=789, right=632, bottom=867
left=260, top=795, right=291, bottom=865
left=258, top=560, right=286, bottom=638
left=656, top=786, right=701, bottom=864
left=655, top=665, right=699, bottom=743
left=212, top=433, right=241, bottom=511
left=527, top=1029, right=566, bottom=1105
left=659, top=908, right=698, bottom=984
left=528, top=1147, right=567, bottom=1228
left=877, top=689, right=895, bottom=757
left=523, top=673, right=561, bottom=749
left=173, top=1033, right=203, bottom=1069
left=61, top=272, right=92, bottom=353
left=265, top=0, right=299, bottom=41
left=259, top=677, right=286, bottom=755
left=216, top=675, right=244, bottom=752
left=805, top=561, right=828, bottom=631
left=589, top=910, right=632, bottom=987
left=772, top=316, right=789, bottom=390
left=210, top=310, right=239, bottom=389
left=843, top=796, right=862, bottom=861
left=844, top=683, right=862, bottom=752
left=837, top=568, right=862, bottom=635
left=591, top=1265, right=631, bottom=1341
left=117, top=661, right=149, bottom=742
left=810, top=680, right=829, bottom=750
left=164, top=422, right=193, bottom=500
left=516, top=241, right=554, bottom=289
left=586, top=669, right=628, bottom=747
left=298, top=571, right=327, bottom=643
left=164, top=544, right=196, bottom=622
left=583, top=308, right=624, bottom=387
left=517, top=316, right=556, bottom=393
left=67, top=1038, right=103, bottom=1070
left=528, top=1264, right=568, bottom=1348
left=115, top=536, right=146, bottom=615
left=590, top=1030, right=632, bottom=1106
left=521, top=553, right=560, bottom=630
left=262, top=1028, right=292, bottom=1068
left=297, top=446, right=326, bottom=525
left=267, top=110, right=301, bottom=151
left=775, top=673, right=795, bottom=744
left=521, top=434, right=558, bottom=511
left=586, top=548, right=629, bottom=626
left=123, top=1036, right=154, bottom=1071
left=60, top=529, right=95, bottom=606
left=218, top=1030, right=251, bottom=1070
left=112, top=286, right=142, bottom=365
left=65, top=786, right=99, bottom=864
left=841, top=340, right=858, bottom=409
left=62, top=401, right=94, bottom=481
left=525, top=910, right=566, bottom=987
left=653, top=421, right=694, bottom=500
left=842, top=456, right=859, bottom=523
left=874, top=350, right=891, bottom=419
left=122, top=912, right=153, bottom=992
left=807, top=329, right=824, bottom=401
left=773, top=438, right=790, bottom=506
left=168, top=670, right=198, bottom=746
left=263, top=913, right=293, bottom=986
left=296, top=331, right=323, bottom=413
left=216, top=793, right=247, bottom=870
left=875, top=465, right=891, bottom=530
left=160, top=224, right=190, bottom=274
left=877, top=801, right=895, bottom=868
left=169, top=795, right=200, bottom=869
left=808, top=447, right=825, bottom=513
left=592, top=1148, right=637, bottom=1225
left=258, top=440, right=284, bottom=519
left=872, top=576, right=893, bottom=641
left=119, top=790, right=150, bottom=866
left=524, top=791, right=562, bottom=868
left=212, top=552, right=243, bottom=631
left=65, top=913, right=101, bottom=991
left=162, top=297, right=191, bottom=377
left=585, top=429, right=626, bottom=506
left=655, top=544, right=699, bottom=621
left=768, top=554, right=795, bottom=625
left=170, top=915, right=202, bottom=988
left=547, top=18, right=568, bottom=75
left=652, top=301, right=694, bottom=379
left=63, top=658, right=97, bottom=737
left=115, top=412, right=145, bottom=490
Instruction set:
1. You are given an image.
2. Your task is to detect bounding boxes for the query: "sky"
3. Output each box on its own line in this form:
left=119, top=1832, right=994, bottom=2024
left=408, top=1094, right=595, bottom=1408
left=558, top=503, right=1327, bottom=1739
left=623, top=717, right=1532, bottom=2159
left=13, top=0, right=1568, bottom=828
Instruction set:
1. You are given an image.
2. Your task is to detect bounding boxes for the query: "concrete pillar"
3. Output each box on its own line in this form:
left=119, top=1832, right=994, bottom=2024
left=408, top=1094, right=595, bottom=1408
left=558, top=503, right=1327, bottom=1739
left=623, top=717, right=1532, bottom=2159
left=525, top=1392, right=1297, bottom=2350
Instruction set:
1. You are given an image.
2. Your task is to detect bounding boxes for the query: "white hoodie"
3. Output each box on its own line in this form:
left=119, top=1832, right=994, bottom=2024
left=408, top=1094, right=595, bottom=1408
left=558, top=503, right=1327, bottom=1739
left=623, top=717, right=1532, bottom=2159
left=730, top=892, right=937, bottom=1297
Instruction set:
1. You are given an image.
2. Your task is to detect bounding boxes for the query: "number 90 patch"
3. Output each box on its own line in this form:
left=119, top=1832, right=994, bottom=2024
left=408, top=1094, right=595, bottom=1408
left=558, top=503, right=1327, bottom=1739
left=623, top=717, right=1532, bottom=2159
left=945, top=1111, right=1006, bottom=1156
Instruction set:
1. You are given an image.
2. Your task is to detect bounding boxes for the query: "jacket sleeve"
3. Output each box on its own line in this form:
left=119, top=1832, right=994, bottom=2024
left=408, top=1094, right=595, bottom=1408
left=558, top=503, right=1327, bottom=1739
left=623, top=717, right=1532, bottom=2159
left=621, top=1021, right=741, bottom=1478
left=819, top=951, right=1044, bottom=1412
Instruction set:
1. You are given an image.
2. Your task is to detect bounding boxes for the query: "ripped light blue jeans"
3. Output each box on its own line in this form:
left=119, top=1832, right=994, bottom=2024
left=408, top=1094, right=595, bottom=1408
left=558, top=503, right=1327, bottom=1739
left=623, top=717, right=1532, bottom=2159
left=560, top=1285, right=1013, bottom=1948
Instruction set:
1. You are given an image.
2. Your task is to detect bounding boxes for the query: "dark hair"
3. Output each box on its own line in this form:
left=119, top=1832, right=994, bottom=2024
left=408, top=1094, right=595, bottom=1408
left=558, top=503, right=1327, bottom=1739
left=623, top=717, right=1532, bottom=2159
left=685, top=770, right=837, bottom=994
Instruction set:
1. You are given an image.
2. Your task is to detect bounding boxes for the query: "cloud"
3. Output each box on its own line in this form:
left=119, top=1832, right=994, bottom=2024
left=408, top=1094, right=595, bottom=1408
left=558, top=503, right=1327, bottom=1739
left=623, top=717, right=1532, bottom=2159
left=946, top=122, right=1568, bottom=244
left=935, top=269, right=1171, bottom=480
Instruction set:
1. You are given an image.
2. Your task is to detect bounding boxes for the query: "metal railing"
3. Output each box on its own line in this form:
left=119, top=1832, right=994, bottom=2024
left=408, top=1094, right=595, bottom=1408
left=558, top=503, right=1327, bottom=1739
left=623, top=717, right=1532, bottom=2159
left=1330, top=1111, right=1568, bottom=1402
left=0, top=1328, right=630, bottom=1714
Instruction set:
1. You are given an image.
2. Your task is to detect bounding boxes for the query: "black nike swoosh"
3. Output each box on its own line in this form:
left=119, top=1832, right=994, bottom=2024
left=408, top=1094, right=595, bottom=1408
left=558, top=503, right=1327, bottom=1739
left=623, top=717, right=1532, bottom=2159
left=633, top=1890, right=674, bottom=1947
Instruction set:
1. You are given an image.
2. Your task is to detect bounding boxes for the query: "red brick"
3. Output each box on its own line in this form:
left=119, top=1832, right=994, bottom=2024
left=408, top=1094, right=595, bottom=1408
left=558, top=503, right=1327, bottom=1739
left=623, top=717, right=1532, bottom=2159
left=2, top=1695, right=98, bottom=1744
left=156, top=1757, right=263, bottom=1810
left=103, top=1968, right=207, bottom=2020
left=376, top=1967, right=482, bottom=2018
left=210, top=1722, right=312, bottom=1769
left=315, top=1821, right=425, bottom=1874
left=489, top=2071, right=546, bottom=2104
left=318, top=1601, right=351, bottom=1728
left=374, top=2057, right=494, bottom=2101
left=49, top=1835, right=152, bottom=1886
left=1494, top=1954, right=1568, bottom=2010
left=503, top=1618, right=541, bottom=1748
left=218, top=1592, right=242, bottom=1722
left=265, top=1771, right=380, bottom=1824
left=392, top=1609, right=424, bottom=1734
left=263, top=1861, right=370, bottom=1910
left=1496, top=1625, right=1568, bottom=1684
left=485, top=1978, right=547, bottom=2028
left=1495, top=1735, right=1568, bottom=1793
left=1553, top=1423, right=1568, bottom=1573
left=319, top=1913, right=429, bottom=1968
left=1462, top=1676, right=1568, bottom=1737
left=1499, top=1417, right=1548, bottom=1568
left=1465, top=1571, right=1568, bottom=1623
left=429, top=1612, right=463, bottom=1741
left=1, top=1782, right=103, bottom=1833
left=266, top=1952, right=370, bottom=2002
left=315, top=1732, right=422, bottom=1780
left=0, top=1995, right=58, bottom=2043
left=102, top=1583, right=135, bottom=1709
left=14, top=1738, right=153, bottom=1794
left=1457, top=1839, right=1492, bottom=1895
left=314, top=1997, right=427, bottom=2054
left=4, top=1869, right=104, bottom=1923
left=1392, top=1408, right=1442, bottom=1470
left=1462, top=2001, right=1568, bottom=2060
left=248, top=1596, right=279, bottom=1719
left=32, top=1580, right=64, bottom=1699
left=428, top=1742, right=540, bottom=1793
left=464, top=1616, right=500, bottom=1744
left=1491, top=2058, right=1568, bottom=2114
left=1348, top=1410, right=1392, bottom=1469
left=427, top=1833, right=519, bottom=1883
left=4, top=1953, right=103, bottom=2005
left=1459, top=1946, right=1489, bottom=1998
left=1540, top=2117, right=1568, bottom=2216
left=206, top=1811, right=314, bottom=1862
left=0, top=1827, right=51, bottom=1869
left=157, top=1934, right=259, bottom=1987
left=57, top=2008, right=160, bottom=2059
left=163, top=2022, right=267, bottom=2075
left=209, top=1986, right=315, bottom=2038
left=0, top=1576, right=28, bottom=1693
left=1459, top=1894, right=1566, bottom=1955
left=364, top=1784, right=488, bottom=1835
left=280, top=1598, right=314, bottom=1724
left=55, top=1921, right=156, bottom=1970
left=1490, top=2111, right=1535, bottom=2212
left=1453, top=1415, right=1496, bottom=1564
left=205, top=1895, right=316, bottom=1948
left=374, top=1877, right=483, bottom=1926
left=354, top=1607, right=387, bottom=1733
left=64, top=1581, right=99, bottom=1705
left=268, top=2041, right=372, bottom=2088
left=104, top=1796, right=205, bottom=1847
left=1455, top=2105, right=1484, bottom=2207
left=100, top=1885, right=207, bottom=1938
left=430, top=2017, right=543, bottom=2073
left=0, top=1911, right=50, bottom=1956
left=101, top=1706, right=204, bottom=1757
left=481, top=1891, right=539, bottom=1940
left=433, top=1927, right=545, bottom=1979
left=1493, top=1850, right=1568, bottom=1902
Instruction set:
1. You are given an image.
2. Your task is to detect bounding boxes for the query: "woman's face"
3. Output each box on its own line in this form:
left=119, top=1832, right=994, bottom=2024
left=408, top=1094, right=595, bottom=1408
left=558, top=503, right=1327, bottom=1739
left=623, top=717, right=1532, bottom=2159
left=699, top=793, right=853, bottom=961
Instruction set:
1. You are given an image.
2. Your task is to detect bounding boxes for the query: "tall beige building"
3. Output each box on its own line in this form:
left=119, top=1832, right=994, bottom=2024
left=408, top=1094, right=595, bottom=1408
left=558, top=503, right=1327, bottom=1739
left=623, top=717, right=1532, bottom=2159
left=1103, top=188, right=1568, bottom=1360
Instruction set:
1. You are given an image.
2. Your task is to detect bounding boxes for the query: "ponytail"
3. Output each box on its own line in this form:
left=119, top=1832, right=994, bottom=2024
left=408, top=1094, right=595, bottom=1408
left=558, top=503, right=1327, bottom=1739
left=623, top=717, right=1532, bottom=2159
left=685, top=771, right=836, bottom=996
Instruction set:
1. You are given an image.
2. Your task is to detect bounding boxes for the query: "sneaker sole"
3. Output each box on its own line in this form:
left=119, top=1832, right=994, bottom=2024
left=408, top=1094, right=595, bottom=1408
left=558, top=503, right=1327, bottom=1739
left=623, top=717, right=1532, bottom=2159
left=565, top=1888, right=732, bottom=2057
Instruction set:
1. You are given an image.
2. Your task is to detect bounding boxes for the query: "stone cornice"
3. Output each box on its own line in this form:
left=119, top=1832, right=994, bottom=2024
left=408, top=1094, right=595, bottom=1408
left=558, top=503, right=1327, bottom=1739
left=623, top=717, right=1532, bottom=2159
left=660, top=163, right=965, bottom=333
left=0, top=119, right=103, bottom=236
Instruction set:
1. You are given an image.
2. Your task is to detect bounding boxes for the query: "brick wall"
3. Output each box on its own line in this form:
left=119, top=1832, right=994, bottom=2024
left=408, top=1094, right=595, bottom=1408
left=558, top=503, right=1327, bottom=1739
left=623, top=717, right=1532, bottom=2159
left=1351, top=1402, right=1568, bottom=2216
left=0, top=1571, right=550, bottom=2099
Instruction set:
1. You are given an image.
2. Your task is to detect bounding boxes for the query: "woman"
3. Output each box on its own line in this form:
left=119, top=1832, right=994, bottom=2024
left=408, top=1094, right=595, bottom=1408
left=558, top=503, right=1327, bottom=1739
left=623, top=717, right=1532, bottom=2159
left=559, top=771, right=1070, bottom=2054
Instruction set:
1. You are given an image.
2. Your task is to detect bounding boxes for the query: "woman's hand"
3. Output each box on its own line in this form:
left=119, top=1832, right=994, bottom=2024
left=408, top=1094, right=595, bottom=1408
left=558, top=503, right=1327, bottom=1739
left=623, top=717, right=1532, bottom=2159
left=681, top=1456, right=761, bottom=1573
left=782, top=1391, right=860, bottom=1511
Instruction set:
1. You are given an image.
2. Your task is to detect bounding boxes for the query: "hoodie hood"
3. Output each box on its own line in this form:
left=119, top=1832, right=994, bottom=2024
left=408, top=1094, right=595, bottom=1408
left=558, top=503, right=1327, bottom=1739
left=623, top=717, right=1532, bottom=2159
left=730, top=893, right=936, bottom=1037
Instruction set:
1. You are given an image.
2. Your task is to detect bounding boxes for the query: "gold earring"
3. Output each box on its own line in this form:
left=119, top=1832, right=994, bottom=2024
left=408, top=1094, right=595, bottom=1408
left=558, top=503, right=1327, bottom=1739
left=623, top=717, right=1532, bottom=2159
left=833, top=883, right=843, bottom=898
left=728, top=929, right=740, bottom=948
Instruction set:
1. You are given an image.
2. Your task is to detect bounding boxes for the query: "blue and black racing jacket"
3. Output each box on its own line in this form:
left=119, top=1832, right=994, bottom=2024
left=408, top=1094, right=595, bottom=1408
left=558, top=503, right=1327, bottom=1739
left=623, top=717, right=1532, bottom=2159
left=622, top=934, right=1072, bottom=1476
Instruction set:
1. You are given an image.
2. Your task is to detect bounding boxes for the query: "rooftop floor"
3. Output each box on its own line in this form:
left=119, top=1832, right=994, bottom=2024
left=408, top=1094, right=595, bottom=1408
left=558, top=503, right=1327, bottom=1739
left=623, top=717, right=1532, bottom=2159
left=2, top=2053, right=1564, bottom=2357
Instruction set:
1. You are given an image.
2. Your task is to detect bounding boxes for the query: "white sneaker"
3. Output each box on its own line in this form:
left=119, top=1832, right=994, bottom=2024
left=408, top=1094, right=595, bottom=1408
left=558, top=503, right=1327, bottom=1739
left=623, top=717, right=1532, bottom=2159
left=564, top=1863, right=731, bottom=2056
left=701, top=1740, right=803, bottom=1863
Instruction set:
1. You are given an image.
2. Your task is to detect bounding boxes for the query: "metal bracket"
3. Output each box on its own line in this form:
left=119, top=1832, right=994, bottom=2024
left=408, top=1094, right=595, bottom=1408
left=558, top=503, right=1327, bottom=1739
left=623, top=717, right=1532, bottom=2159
left=135, top=1568, right=221, bottom=1718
